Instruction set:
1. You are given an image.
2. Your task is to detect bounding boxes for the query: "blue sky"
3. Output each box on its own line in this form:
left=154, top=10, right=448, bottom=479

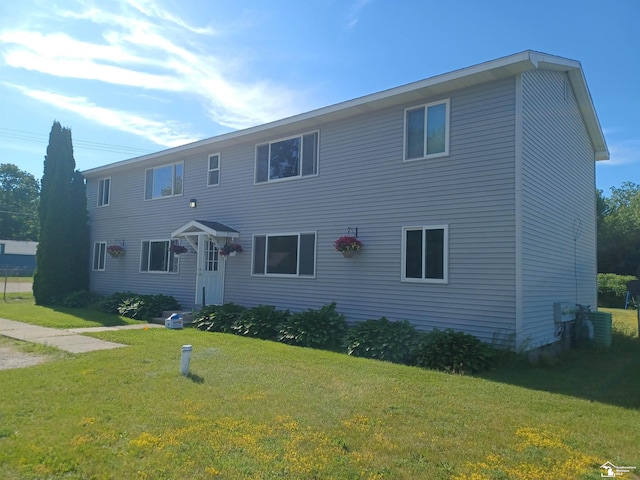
left=0, top=0, right=638, bottom=194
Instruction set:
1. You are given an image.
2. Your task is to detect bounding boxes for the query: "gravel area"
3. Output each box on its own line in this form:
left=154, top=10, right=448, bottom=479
left=0, top=345, right=49, bottom=370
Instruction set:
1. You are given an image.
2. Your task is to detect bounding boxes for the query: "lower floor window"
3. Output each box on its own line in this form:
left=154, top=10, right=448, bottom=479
left=93, top=242, right=106, bottom=271
left=141, top=240, right=179, bottom=273
left=252, top=232, right=316, bottom=276
left=402, top=225, right=448, bottom=283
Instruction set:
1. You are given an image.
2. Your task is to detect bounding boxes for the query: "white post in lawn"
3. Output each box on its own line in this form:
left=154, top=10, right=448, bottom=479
left=181, top=345, right=192, bottom=376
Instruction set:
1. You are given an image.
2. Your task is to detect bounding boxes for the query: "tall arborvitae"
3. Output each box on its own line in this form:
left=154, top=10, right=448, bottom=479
left=33, top=121, right=89, bottom=305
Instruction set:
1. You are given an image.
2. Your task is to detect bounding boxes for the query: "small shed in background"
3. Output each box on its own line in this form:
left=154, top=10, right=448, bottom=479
left=0, top=240, right=37, bottom=275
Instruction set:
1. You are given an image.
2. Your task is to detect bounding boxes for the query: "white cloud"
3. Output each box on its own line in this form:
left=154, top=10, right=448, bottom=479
left=0, top=0, right=304, bottom=141
left=10, top=84, right=199, bottom=147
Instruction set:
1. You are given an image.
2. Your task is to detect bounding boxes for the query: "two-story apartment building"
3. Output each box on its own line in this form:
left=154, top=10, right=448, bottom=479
left=83, top=50, right=608, bottom=350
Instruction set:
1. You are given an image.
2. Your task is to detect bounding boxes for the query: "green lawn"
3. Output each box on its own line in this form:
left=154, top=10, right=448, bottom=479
left=0, top=293, right=140, bottom=328
left=0, top=296, right=639, bottom=479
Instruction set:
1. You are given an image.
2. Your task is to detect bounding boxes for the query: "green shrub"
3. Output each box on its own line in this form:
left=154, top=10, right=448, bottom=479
left=413, top=329, right=497, bottom=374
left=98, top=292, right=137, bottom=314
left=194, top=303, right=246, bottom=333
left=232, top=305, right=289, bottom=340
left=98, top=292, right=180, bottom=320
left=278, top=302, right=347, bottom=351
left=597, top=273, right=637, bottom=308
left=345, top=317, right=418, bottom=365
left=62, top=290, right=103, bottom=308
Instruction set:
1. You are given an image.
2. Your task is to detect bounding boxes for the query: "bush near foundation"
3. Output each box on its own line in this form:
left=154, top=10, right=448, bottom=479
left=194, top=303, right=246, bottom=333
left=278, top=302, right=347, bottom=351
left=232, top=305, right=290, bottom=340
left=345, top=317, right=418, bottom=365
left=97, top=292, right=180, bottom=320
left=412, top=329, right=497, bottom=374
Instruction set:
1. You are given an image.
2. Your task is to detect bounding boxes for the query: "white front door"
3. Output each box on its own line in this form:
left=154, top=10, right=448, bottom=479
left=195, top=237, right=224, bottom=306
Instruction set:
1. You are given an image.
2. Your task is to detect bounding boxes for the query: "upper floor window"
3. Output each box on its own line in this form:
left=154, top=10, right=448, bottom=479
left=255, top=131, right=318, bottom=183
left=404, top=99, right=449, bottom=161
left=92, top=242, right=106, bottom=271
left=140, top=239, right=180, bottom=273
left=97, top=178, right=110, bottom=207
left=252, top=232, right=316, bottom=277
left=402, top=225, right=448, bottom=283
left=208, top=154, right=220, bottom=187
left=144, top=162, right=183, bottom=200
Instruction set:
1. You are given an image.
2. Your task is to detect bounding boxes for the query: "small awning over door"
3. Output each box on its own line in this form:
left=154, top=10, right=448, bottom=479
left=171, top=220, right=239, bottom=251
left=171, top=220, right=239, bottom=239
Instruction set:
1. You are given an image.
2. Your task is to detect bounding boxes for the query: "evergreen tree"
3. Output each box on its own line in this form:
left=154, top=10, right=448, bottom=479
left=33, top=121, right=89, bottom=304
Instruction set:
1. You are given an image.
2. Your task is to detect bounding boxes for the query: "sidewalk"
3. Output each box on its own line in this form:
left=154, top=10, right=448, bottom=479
left=0, top=318, right=163, bottom=353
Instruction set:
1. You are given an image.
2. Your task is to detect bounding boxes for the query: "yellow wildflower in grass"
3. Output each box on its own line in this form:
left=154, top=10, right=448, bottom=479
left=205, top=466, right=221, bottom=476
left=454, top=426, right=600, bottom=480
left=342, top=414, right=374, bottom=432
left=79, top=417, right=96, bottom=426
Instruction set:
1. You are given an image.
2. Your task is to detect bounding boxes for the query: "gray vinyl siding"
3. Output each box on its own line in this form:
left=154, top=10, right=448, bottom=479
left=86, top=78, right=517, bottom=345
left=519, top=70, right=597, bottom=348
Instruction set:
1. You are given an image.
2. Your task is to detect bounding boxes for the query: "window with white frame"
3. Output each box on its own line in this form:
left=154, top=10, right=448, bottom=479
left=204, top=240, right=219, bottom=272
left=97, top=178, right=110, bottom=206
left=404, top=99, right=449, bottom=160
left=144, top=162, right=183, bottom=200
left=252, top=232, right=316, bottom=276
left=140, top=240, right=180, bottom=273
left=255, top=131, right=318, bottom=183
left=402, top=226, right=448, bottom=283
left=208, top=154, right=220, bottom=186
left=93, top=242, right=106, bottom=271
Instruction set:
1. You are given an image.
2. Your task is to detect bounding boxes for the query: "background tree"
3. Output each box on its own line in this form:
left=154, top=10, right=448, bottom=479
left=597, top=182, right=640, bottom=275
left=33, top=121, right=89, bottom=304
left=0, top=163, right=40, bottom=240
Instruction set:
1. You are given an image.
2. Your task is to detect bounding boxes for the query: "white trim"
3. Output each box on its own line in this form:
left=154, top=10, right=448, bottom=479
left=139, top=239, right=180, bottom=274
left=143, top=161, right=184, bottom=201
left=514, top=73, right=525, bottom=348
left=207, top=153, right=220, bottom=187
left=401, top=225, right=449, bottom=284
left=403, top=99, right=450, bottom=162
left=97, top=177, right=111, bottom=207
left=171, top=220, right=239, bottom=239
left=251, top=231, right=317, bottom=278
left=92, top=241, right=106, bottom=271
left=254, top=130, right=320, bottom=184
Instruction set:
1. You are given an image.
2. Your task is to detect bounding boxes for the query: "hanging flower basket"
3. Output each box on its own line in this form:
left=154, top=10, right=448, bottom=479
left=220, top=243, right=243, bottom=257
left=106, top=245, right=125, bottom=257
left=334, top=236, right=363, bottom=257
left=170, top=244, right=188, bottom=255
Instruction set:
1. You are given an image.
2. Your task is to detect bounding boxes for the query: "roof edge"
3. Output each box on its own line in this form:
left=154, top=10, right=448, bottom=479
left=83, top=50, right=609, bottom=174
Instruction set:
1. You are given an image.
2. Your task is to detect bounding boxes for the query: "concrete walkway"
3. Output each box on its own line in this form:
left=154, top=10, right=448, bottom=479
left=0, top=318, right=163, bottom=353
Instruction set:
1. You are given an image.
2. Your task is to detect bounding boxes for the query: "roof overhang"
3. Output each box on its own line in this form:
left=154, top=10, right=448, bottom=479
left=171, top=220, right=239, bottom=239
left=82, top=50, right=608, bottom=176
